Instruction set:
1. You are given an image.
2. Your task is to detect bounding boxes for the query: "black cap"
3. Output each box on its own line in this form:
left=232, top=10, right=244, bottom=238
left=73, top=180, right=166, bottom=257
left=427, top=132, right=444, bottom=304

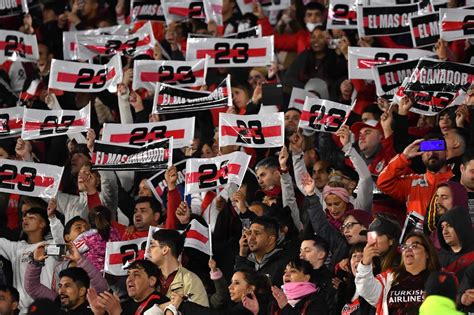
left=360, top=214, right=401, bottom=241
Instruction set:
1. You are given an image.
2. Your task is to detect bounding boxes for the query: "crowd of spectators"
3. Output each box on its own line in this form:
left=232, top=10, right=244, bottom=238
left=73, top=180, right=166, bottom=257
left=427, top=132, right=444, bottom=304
left=1, top=0, right=474, bottom=315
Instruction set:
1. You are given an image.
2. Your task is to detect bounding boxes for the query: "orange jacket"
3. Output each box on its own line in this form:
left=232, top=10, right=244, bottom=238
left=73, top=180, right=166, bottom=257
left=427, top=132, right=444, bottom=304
left=376, top=154, right=453, bottom=217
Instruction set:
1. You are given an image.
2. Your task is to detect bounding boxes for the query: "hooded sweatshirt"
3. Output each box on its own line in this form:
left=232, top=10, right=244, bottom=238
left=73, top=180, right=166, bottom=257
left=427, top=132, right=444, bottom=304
left=437, top=206, right=474, bottom=280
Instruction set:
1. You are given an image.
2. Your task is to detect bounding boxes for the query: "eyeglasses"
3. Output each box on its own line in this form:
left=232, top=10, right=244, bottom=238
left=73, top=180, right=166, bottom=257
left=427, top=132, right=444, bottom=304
left=399, top=242, right=424, bottom=252
left=340, top=222, right=361, bottom=232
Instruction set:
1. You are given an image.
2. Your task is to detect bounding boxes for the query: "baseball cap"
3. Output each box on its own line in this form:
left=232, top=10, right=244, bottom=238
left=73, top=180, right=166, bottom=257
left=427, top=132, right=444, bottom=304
left=360, top=215, right=401, bottom=241
left=350, top=119, right=384, bottom=140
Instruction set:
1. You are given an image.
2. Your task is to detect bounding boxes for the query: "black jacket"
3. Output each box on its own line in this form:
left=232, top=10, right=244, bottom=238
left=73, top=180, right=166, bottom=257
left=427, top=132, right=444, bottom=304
left=437, top=206, right=474, bottom=281
left=235, top=247, right=294, bottom=287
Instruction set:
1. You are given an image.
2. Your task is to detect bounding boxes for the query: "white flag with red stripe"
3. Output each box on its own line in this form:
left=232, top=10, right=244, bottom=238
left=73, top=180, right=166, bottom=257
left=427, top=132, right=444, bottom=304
left=289, top=88, right=315, bottom=111
left=48, top=54, right=122, bottom=93
left=237, top=0, right=290, bottom=14
left=62, top=25, right=130, bottom=60
left=184, top=219, right=211, bottom=255
left=219, top=112, right=284, bottom=148
left=0, top=30, right=39, bottom=62
left=0, top=159, right=64, bottom=198
left=133, top=57, right=208, bottom=91
left=186, top=36, right=274, bottom=68
left=299, top=98, right=353, bottom=133
left=348, top=46, right=432, bottom=80
left=101, top=117, right=195, bottom=148
left=19, top=79, right=45, bottom=101
left=440, top=8, right=474, bottom=41
left=162, top=0, right=205, bottom=23
left=104, top=237, right=148, bottom=276
left=21, top=105, right=90, bottom=140
left=203, top=0, right=223, bottom=25
left=185, top=151, right=250, bottom=194
left=0, top=107, right=23, bottom=139
left=76, top=22, right=155, bottom=59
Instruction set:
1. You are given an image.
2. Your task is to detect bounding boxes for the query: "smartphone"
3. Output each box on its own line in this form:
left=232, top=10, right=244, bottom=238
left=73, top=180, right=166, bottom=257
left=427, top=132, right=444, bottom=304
left=419, top=139, right=445, bottom=152
left=46, top=244, right=67, bottom=256
left=367, top=231, right=377, bottom=245
left=328, top=38, right=342, bottom=49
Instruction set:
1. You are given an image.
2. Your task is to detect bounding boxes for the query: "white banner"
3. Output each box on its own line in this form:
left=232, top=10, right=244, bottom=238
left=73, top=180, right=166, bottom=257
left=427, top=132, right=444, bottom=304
left=236, top=0, right=290, bottom=14
left=299, top=98, right=353, bottom=133
left=48, top=54, right=122, bottom=93
left=203, top=0, right=223, bottom=25
left=162, top=0, right=205, bottom=23
left=0, top=30, right=38, bottom=62
left=62, top=25, right=129, bottom=60
left=219, top=112, right=284, bottom=148
left=184, top=219, right=211, bottom=255
left=104, top=237, right=148, bottom=276
left=186, top=36, right=274, bottom=68
left=21, top=105, right=90, bottom=140
left=0, top=107, right=23, bottom=139
left=440, top=8, right=474, bottom=41
left=348, top=46, right=433, bottom=80
left=328, top=0, right=358, bottom=29
left=101, top=117, right=195, bottom=148
left=0, top=159, right=64, bottom=198
left=76, top=22, right=155, bottom=59
left=289, top=88, right=315, bottom=111
left=0, top=0, right=28, bottom=17
left=133, top=57, right=208, bottom=91
left=185, top=151, right=250, bottom=194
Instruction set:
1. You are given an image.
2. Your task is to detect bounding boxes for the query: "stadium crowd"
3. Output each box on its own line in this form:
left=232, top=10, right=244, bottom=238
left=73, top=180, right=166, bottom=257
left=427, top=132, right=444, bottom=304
left=1, top=0, right=474, bottom=314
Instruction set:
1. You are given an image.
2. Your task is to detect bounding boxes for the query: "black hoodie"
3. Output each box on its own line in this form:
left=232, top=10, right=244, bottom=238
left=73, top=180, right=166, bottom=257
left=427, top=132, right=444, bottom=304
left=437, top=206, right=474, bottom=280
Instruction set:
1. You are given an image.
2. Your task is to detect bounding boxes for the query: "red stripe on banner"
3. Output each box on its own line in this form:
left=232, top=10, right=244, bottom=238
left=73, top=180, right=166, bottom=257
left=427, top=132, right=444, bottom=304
left=441, top=21, right=472, bottom=32
left=108, top=249, right=145, bottom=265
left=186, top=163, right=241, bottom=183
left=84, top=36, right=151, bottom=54
left=168, top=7, right=203, bottom=17
left=109, top=129, right=185, bottom=143
left=220, top=125, right=282, bottom=137
left=57, top=68, right=116, bottom=84
left=196, top=48, right=267, bottom=59
left=0, top=42, right=33, bottom=54
left=186, top=229, right=208, bottom=243
left=379, top=74, right=386, bottom=86
left=300, top=110, right=345, bottom=125
left=0, top=171, right=56, bottom=188
left=140, top=69, right=204, bottom=82
left=23, top=118, right=87, bottom=131
left=294, top=98, right=304, bottom=105
left=333, top=8, right=357, bottom=20
left=357, top=59, right=399, bottom=69
left=1, top=119, right=23, bottom=131
left=70, top=42, right=76, bottom=51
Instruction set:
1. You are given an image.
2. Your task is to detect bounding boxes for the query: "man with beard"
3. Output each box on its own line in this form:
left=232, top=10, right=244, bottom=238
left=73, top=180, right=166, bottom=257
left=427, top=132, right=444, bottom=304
left=377, top=134, right=453, bottom=217
left=57, top=267, right=93, bottom=314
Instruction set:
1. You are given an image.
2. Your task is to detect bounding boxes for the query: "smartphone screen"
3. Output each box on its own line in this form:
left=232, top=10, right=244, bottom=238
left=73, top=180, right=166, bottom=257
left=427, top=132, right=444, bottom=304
left=419, top=140, right=445, bottom=151
left=367, top=231, right=377, bottom=245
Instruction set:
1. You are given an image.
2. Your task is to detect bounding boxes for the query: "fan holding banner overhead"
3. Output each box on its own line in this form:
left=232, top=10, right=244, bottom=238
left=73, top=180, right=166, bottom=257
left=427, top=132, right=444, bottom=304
left=299, top=97, right=354, bottom=133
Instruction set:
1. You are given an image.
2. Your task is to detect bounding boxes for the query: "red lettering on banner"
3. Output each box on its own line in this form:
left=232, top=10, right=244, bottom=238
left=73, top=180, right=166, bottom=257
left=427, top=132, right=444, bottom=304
left=186, top=229, right=208, bottom=243
left=140, top=69, right=204, bottom=82
left=186, top=163, right=241, bottom=183
left=23, top=118, right=87, bottom=131
left=0, top=171, right=55, bottom=188
left=57, top=68, right=116, bottom=84
left=108, top=250, right=145, bottom=265
left=0, top=119, right=22, bottom=131
left=220, top=125, right=281, bottom=137
left=0, top=42, right=33, bottom=54
left=84, top=35, right=151, bottom=54
left=109, top=129, right=185, bottom=143
left=196, top=48, right=266, bottom=59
